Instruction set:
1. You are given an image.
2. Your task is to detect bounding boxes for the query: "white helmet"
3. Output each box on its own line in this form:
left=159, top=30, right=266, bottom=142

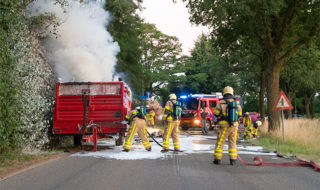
left=223, top=86, right=234, bottom=96
left=135, top=106, right=140, bottom=110
left=168, top=93, right=177, bottom=100
left=256, top=121, right=262, bottom=127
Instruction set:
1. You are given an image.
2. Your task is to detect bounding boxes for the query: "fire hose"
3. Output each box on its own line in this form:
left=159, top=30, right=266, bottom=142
left=237, top=152, right=320, bottom=172
left=145, top=128, right=319, bottom=171
left=145, top=129, right=183, bottom=152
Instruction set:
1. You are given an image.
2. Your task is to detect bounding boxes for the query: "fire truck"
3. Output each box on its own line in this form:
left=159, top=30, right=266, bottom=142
left=52, top=82, right=131, bottom=147
left=179, top=93, right=222, bottom=131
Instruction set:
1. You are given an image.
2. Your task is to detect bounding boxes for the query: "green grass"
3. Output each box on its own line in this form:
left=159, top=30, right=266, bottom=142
left=0, top=150, right=58, bottom=169
left=254, top=134, right=320, bottom=163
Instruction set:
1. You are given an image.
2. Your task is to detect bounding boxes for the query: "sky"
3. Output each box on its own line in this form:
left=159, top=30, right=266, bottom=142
left=139, top=0, right=210, bottom=55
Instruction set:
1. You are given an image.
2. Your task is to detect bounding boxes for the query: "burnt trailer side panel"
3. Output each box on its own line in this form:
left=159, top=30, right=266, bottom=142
left=52, top=82, right=130, bottom=135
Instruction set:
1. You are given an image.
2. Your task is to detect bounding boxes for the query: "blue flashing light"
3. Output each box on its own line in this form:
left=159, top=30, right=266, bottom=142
left=140, top=96, right=148, bottom=99
left=180, top=95, right=188, bottom=99
left=191, top=94, right=204, bottom=98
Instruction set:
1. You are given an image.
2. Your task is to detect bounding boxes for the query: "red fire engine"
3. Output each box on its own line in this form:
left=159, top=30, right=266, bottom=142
left=179, top=94, right=222, bottom=131
left=52, top=82, right=131, bottom=147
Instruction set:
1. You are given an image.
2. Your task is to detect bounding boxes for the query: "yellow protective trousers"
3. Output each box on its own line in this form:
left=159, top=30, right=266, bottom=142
left=123, top=118, right=151, bottom=150
left=214, top=123, right=238, bottom=160
left=162, top=120, right=180, bottom=151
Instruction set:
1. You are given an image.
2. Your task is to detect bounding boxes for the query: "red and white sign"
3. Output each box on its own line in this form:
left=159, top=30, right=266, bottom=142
left=273, top=90, right=293, bottom=110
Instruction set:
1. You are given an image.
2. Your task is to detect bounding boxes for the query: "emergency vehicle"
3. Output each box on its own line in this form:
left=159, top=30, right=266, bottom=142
left=179, top=94, right=222, bottom=131
left=52, top=82, right=131, bottom=146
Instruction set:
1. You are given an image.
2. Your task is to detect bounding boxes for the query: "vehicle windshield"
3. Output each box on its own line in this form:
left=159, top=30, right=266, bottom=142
left=181, top=98, right=199, bottom=110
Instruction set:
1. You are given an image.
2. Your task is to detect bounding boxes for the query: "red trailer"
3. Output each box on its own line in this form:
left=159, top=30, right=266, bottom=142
left=52, top=82, right=131, bottom=146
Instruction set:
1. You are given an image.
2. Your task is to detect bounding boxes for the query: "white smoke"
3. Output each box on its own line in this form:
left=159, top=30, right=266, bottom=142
left=28, top=0, right=119, bottom=82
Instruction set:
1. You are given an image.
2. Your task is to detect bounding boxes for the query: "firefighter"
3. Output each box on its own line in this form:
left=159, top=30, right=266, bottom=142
left=123, top=106, right=151, bottom=152
left=244, top=120, right=261, bottom=140
left=213, top=86, right=242, bottom=165
left=253, top=121, right=262, bottom=137
left=145, top=105, right=155, bottom=128
left=161, top=93, right=181, bottom=152
left=243, top=112, right=252, bottom=128
left=200, top=107, right=208, bottom=134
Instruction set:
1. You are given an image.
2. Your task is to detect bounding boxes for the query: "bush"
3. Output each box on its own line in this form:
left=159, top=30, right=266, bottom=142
left=0, top=1, right=55, bottom=153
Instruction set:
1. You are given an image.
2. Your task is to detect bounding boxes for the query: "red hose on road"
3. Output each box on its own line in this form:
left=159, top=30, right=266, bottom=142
left=237, top=154, right=320, bottom=172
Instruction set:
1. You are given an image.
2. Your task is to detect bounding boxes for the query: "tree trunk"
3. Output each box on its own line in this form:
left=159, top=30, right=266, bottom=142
left=304, top=93, right=312, bottom=118
left=286, top=109, right=292, bottom=119
left=311, top=100, right=315, bottom=118
left=259, top=70, right=266, bottom=122
left=286, top=93, right=294, bottom=119
left=266, top=61, right=281, bottom=131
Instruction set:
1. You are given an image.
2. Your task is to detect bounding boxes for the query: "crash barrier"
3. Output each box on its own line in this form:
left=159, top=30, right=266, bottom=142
left=237, top=152, right=320, bottom=172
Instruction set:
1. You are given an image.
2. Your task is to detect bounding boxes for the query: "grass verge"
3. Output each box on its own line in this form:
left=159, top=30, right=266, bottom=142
left=0, top=150, right=61, bottom=168
left=0, top=150, right=62, bottom=179
left=254, top=119, right=320, bottom=164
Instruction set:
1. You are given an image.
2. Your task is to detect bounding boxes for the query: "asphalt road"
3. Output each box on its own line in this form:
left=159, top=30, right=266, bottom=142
left=1, top=130, right=319, bottom=190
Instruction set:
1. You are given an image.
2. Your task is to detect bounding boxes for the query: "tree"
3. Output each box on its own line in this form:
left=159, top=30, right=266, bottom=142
left=183, top=34, right=236, bottom=94
left=105, top=0, right=145, bottom=95
left=183, top=0, right=320, bottom=130
left=139, top=23, right=184, bottom=96
left=281, top=41, right=320, bottom=118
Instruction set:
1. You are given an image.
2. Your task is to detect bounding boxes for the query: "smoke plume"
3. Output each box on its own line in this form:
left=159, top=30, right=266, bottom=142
left=29, top=0, right=119, bottom=82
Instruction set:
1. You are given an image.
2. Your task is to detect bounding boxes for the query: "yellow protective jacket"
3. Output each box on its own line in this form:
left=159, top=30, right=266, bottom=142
left=145, top=110, right=155, bottom=125
left=243, top=116, right=252, bottom=128
left=125, top=109, right=143, bottom=122
left=163, top=100, right=175, bottom=121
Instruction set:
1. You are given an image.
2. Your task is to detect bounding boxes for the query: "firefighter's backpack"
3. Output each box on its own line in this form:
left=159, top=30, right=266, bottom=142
left=172, top=101, right=182, bottom=120
left=137, top=106, right=146, bottom=119
left=226, top=100, right=238, bottom=124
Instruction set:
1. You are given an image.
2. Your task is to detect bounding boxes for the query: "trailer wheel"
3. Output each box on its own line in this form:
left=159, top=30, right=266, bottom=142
left=73, top=135, right=82, bottom=146
left=115, top=133, right=124, bottom=146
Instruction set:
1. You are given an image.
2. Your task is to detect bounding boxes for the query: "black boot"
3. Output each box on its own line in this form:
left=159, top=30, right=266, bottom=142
left=213, top=159, right=221, bottom=165
left=146, top=147, right=152, bottom=151
left=122, top=149, right=130, bottom=152
left=230, top=159, right=237, bottom=165
left=161, top=149, right=169, bottom=153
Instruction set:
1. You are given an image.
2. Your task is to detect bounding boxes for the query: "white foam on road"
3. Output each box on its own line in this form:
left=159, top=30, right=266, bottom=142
left=72, top=134, right=276, bottom=160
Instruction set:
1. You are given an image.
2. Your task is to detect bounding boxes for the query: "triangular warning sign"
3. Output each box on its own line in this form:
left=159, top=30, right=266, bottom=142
left=273, top=90, right=293, bottom=110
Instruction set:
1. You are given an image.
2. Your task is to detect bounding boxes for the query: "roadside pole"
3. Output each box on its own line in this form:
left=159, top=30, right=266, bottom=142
left=273, top=90, right=293, bottom=142
left=281, top=110, right=285, bottom=140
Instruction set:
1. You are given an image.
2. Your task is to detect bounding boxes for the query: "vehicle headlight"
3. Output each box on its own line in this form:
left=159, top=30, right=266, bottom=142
left=194, top=119, right=200, bottom=124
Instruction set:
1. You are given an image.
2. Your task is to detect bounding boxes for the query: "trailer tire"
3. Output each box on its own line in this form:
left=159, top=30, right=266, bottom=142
left=115, top=134, right=124, bottom=146
left=73, top=135, right=82, bottom=146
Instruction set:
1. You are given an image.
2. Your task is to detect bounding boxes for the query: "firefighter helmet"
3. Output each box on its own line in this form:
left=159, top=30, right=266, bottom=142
left=256, top=121, right=262, bottom=127
left=223, top=86, right=234, bottom=96
left=168, top=93, right=177, bottom=100
left=245, top=112, right=249, bottom=116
